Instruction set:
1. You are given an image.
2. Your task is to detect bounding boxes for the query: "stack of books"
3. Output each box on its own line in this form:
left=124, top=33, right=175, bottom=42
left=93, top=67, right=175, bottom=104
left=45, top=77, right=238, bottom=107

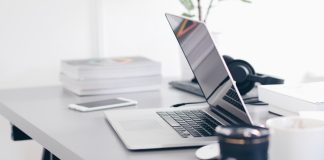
left=60, top=56, right=161, bottom=96
left=258, top=82, right=324, bottom=116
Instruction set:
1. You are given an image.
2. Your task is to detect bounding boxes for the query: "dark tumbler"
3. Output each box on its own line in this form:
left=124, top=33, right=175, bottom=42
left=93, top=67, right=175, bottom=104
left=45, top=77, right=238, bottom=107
left=215, top=126, right=269, bottom=160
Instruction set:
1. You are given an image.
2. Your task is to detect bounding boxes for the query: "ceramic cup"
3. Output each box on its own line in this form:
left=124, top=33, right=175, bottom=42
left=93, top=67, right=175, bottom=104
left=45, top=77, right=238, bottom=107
left=266, top=116, right=324, bottom=160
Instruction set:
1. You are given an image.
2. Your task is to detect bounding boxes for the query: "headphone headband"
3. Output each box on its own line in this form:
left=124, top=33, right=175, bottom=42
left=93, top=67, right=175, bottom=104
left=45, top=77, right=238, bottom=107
left=247, top=74, right=284, bottom=85
left=223, top=55, right=284, bottom=95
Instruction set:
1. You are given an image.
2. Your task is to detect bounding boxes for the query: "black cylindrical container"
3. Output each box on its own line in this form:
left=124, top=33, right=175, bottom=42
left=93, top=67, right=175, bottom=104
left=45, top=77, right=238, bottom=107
left=215, top=126, right=269, bottom=160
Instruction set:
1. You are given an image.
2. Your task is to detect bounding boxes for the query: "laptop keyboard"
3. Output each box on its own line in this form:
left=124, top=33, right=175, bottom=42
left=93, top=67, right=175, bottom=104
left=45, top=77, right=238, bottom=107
left=157, top=110, right=221, bottom=138
left=223, top=86, right=245, bottom=111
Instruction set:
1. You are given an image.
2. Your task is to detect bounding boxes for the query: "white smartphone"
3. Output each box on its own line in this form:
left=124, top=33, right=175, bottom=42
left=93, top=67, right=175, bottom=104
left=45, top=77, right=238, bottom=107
left=68, top=97, right=138, bottom=112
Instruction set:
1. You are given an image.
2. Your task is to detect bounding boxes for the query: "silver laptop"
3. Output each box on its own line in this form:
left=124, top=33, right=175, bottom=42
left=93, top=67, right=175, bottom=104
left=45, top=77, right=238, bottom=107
left=104, top=13, right=253, bottom=150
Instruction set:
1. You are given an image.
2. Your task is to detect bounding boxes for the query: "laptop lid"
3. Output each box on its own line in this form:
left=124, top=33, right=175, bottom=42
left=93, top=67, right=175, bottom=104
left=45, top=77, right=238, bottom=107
left=165, top=13, right=252, bottom=125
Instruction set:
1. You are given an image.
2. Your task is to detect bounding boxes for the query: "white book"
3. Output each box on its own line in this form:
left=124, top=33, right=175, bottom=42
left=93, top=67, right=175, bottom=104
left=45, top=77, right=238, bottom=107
left=63, top=84, right=161, bottom=96
left=258, top=82, right=324, bottom=115
left=63, top=67, right=161, bottom=80
left=61, top=56, right=161, bottom=80
left=268, top=104, right=299, bottom=116
left=60, top=74, right=161, bottom=90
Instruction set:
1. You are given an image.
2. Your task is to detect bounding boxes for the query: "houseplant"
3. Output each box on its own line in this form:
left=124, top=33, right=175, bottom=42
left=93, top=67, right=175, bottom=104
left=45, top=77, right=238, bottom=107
left=179, top=0, right=251, bottom=22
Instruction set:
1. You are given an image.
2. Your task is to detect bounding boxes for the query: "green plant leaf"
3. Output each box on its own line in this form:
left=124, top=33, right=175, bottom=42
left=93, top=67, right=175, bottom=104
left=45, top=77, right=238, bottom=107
left=179, top=0, right=194, bottom=11
left=182, top=13, right=195, bottom=17
left=241, top=0, right=252, bottom=3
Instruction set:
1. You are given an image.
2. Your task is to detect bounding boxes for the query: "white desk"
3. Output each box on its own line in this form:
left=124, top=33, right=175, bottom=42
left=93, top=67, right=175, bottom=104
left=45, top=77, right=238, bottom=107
left=0, top=81, right=273, bottom=160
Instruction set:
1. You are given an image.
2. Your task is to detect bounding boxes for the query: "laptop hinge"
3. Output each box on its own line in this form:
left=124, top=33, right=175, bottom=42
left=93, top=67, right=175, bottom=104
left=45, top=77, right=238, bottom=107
left=210, top=105, right=248, bottom=126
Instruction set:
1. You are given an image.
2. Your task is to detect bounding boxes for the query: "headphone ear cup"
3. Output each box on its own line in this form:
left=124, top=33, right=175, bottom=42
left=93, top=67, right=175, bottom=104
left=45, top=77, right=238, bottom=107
left=227, top=59, right=255, bottom=95
left=222, top=55, right=234, bottom=65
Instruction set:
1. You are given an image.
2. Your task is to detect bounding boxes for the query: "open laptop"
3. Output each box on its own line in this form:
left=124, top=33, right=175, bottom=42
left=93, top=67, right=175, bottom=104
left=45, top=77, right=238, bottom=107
left=104, top=13, right=253, bottom=150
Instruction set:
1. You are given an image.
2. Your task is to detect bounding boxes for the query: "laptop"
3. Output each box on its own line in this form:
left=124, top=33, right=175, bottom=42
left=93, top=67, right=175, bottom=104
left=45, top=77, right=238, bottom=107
left=104, top=13, right=253, bottom=150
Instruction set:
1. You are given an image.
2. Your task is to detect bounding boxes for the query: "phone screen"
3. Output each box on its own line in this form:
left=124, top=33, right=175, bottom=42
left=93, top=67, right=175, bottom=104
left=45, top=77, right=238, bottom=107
left=77, top=99, right=128, bottom=108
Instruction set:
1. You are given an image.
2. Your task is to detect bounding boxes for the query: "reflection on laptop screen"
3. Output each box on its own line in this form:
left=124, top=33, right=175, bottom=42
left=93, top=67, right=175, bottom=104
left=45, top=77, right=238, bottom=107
left=166, top=14, right=252, bottom=125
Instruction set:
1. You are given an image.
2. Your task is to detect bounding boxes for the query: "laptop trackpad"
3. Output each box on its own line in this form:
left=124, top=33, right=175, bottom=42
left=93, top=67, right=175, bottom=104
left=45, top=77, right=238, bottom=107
left=119, top=120, right=163, bottom=131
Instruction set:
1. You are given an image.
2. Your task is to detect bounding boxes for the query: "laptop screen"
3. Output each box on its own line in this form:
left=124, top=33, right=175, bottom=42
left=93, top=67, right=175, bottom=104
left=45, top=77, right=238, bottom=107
left=166, top=14, right=252, bottom=125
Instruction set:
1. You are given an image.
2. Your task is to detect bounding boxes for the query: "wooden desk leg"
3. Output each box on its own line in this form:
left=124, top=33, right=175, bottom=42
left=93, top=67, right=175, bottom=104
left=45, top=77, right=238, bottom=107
left=42, top=149, right=60, bottom=160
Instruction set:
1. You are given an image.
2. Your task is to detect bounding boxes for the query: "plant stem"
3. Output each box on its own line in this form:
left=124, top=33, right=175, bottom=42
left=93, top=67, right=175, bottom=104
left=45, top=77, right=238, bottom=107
left=197, top=0, right=202, bottom=21
left=204, top=0, right=214, bottom=22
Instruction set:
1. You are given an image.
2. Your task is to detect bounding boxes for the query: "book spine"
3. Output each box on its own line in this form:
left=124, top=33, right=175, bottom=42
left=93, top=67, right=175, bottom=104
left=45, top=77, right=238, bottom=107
left=60, top=75, right=161, bottom=90
left=258, top=86, right=318, bottom=112
left=61, top=66, right=161, bottom=80
left=268, top=105, right=299, bottom=116
left=63, top=85, right=160, bottom=96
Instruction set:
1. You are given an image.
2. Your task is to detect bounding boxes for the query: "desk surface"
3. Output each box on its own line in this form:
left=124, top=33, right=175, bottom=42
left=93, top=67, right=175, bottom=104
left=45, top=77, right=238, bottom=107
left=0, top=81, right=273, bottom=160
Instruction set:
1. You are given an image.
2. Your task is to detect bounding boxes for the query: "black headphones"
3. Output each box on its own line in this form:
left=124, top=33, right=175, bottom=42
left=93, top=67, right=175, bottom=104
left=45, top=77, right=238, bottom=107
left=222, top=55, right=284, bottom=95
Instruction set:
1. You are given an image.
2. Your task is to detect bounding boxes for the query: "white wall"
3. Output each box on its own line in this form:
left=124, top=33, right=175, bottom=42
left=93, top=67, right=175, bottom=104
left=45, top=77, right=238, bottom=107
left=0, top=0, right=96, bottom=89
left=2, top=0, right=324, bottom=90
left=205, top=0, right=324, bottom=83
left=101, top=0, right=184, bottom=78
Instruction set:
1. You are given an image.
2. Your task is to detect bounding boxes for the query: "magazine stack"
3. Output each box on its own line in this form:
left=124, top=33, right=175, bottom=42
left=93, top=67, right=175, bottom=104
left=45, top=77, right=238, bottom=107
left=60, top=56, right=161, bottom=96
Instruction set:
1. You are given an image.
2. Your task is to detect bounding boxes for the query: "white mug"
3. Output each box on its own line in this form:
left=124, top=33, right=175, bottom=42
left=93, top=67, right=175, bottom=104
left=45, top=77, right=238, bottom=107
left=266, top=116, right=324, bottom=160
